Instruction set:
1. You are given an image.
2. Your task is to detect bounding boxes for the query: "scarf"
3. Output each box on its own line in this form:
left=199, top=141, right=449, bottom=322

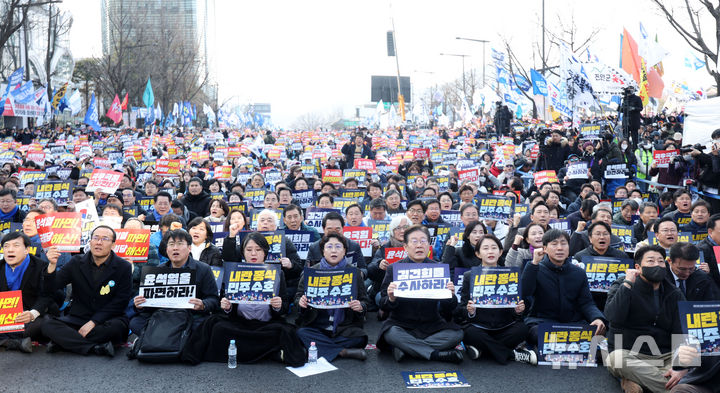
left=152, top=208, right=164, bottom=222
left=5, top=254, right=30, bottom=291
left=318, top=256, right=349, bottom=332
left=0, top=205, right=18, bottom=221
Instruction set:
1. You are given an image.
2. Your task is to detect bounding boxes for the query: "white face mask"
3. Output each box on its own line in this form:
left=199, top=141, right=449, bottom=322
left=621, top=144, right=628, bottom=150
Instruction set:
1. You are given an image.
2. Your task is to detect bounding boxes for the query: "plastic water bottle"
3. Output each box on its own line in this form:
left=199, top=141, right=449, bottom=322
left=228, top=340, right=237, bottom=369
left=308, top=341, right=318, bottom=364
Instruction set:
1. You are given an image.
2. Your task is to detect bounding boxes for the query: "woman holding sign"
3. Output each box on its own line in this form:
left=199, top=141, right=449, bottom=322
left=183, top=232, right=306, bottom=366
left=295, top=233, right=369, bottom=361
left=456, top=235, right=535, bottom=365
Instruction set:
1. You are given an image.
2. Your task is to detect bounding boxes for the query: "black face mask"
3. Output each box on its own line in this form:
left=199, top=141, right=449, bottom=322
left=642, top=266, right=666, bottom=283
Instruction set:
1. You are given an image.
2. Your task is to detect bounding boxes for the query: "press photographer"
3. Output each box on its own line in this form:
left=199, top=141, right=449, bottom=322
left=618, top=86, right=643, bottom=150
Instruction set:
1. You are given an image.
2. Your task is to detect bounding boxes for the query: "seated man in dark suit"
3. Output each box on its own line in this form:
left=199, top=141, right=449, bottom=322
left=0, top=233, right=58, bottom=352
left=666, top=242, right=719, bottom=301
left=41, top=225, right=133, bottom=357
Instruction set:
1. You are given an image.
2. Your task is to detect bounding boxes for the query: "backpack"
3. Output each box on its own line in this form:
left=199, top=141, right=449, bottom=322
left=128, top=309, right=193, bottom=363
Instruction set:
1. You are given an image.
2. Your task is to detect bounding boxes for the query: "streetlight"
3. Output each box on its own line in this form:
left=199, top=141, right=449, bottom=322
left=440, top=53, right=470, bottom=100
left=456, top=37, right=489, bottom=88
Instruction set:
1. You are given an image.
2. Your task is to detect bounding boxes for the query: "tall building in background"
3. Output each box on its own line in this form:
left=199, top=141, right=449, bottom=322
left=100, top=0, right=216, bottom=101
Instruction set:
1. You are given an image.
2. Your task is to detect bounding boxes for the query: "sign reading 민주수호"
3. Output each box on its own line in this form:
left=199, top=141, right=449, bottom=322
left=34, top=180, right=72, bottom=205
left=567, top=162, right=589, bottom=180
left=303, top=267, right=358, bottom=309
left=0, top=290, right=23, bottom=333
left=578, top=256, right=632, bottom=292
left=537, top=323, right=597, bottom=367
left=343, top=226, right=373, bottom=257
left=139, top=267, right=196, bottom=309
left=476, top=194, right=514, bottom=221
left=679, top=301, right=720, bottom=356
left=469, top=266, right=520, bottom=308
left=401, top=371, right=470, bottom=389
left=112, top=228, right=150, bottom=261
left=611, top=225, right=635, bottom=252
left=86, top=169, right=124, bottom=194
left=223, top=262, right=281, bottom=304
left=35, top=212, right=82, bottom=252
left=392, top=263, right=451, bottom=299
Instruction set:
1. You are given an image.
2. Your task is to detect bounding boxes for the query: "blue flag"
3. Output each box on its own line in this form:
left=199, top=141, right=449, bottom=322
left=530, top=69, right=548, bottom=96
left=4, top=67, right=24, bottom=96
left=182, top=101, right=192, bottom=126
left=11, top=80, right=34, bottom=104
left=144, top=106, right=155, bottom=127
left=84, top=93, right=101, bottom=130
left=142, top=78, right=154, bottom=108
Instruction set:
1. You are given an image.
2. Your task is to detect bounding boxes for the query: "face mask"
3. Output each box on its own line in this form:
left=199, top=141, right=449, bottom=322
left=643, top=144, right=651, bottom=150
left=621, top=144, right=628, bottom=150
left=641, top=266, right=666, bottom=283
left=633, top=197, right=643, bottom=205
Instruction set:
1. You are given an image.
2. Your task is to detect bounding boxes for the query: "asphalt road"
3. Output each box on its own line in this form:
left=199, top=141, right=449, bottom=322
left=0, top=313, right=621, bottom=393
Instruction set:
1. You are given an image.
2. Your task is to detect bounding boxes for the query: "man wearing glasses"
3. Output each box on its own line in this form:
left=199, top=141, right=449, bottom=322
left=0, top=189, right=26, bottom=223
left=666, top=242, right=719, bottom=301
left=41, top=225, right=132, bottom=357
left=130, top=229, right=219, bottom=338
left=376, top=225, right=463, bottom=363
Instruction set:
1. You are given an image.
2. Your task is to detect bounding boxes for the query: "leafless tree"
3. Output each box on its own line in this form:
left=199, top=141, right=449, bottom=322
left=292, top=112, right=326, bottom=130
left=40, top=4, right=72, bottom=101
left=651, top=0, right=720, bottom=92
left=504, top=41, right=538, bottom=119
left=0, top=0, right=61, bottom=78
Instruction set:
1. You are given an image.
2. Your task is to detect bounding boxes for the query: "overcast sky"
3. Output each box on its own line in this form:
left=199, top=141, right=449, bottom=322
left=61, top=0, right=715, bottom=128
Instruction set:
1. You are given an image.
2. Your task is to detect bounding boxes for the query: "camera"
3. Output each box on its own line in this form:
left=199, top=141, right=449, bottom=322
left=679, top=143, right=706, bottom=154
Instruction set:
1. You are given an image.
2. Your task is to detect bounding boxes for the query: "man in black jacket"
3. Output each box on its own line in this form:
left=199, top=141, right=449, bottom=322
left=130, top=229, right=219, bottom=336
left=377, top=225, right=463, bottom=363
left=180, top=177, right=211, bottom=218
left=0, top=232, right=57, bottom=352
left=521, top=229, right=606, bottom=345
left=697, top=213, right=720, bottom=289
left=604, top=245, right=687, bottom=393
left=666, top=242, right=719, bottom=301
left=41, top=226, right=133, bottom=357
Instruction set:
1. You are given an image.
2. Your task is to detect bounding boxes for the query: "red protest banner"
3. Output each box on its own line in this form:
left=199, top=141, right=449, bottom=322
left=652, top=149, right=678, bottom=169
left=343, top=226, right=373, bottom=257
left=93, top=157, right=112, bottom=169
left=385, top=247, right=408, bottom=264
left=86, top=169, right=123, bottom=194
left=458, top=168, right=480, bottom=184
left=113, top=228, right=150, bottom=262
left=216, top=165, right=232, bottom=181
left=533, top=170, right=559, bottom=187
left=155, top=159, right=182, bottom=177
left=412, top=148, right=430, bottom=160
left=714, top=246, right=720, bottom=266
left=322, top=169, right=342, bottom=186
left=0, top=290, right=23, bottom=333
left=354, top=158, right=377, bottom=173
left=35, top=212, right=82, bottom=252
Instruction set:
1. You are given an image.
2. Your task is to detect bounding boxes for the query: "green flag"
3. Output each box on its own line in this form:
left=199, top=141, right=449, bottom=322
left=142, top=78, right=154, bottom=108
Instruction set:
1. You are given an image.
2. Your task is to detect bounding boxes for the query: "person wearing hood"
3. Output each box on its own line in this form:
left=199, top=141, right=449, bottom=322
left=604, top=245, right=686, bottom=393
left=181, top=177, right=212, bottom=218
left=295, top=233, right=370, bottom=362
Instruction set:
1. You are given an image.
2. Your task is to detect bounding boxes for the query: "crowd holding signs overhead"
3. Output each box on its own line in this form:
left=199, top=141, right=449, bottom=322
left=0, top=114, right=719, bottom=393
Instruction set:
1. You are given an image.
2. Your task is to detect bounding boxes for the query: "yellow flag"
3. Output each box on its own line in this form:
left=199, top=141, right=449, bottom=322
left=638, top=58, right=649, bottom=107
left=51, top=83, right=68, bottom=109
left=398, top=94, right=406, bottom=122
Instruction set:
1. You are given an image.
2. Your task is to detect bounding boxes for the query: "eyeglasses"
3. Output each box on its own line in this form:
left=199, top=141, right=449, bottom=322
left=407, top=238, right=429, bottom=246
left=0, top=199, right=15, bottom=205
left=407, top=208, right=423, bottom=214
left=394, top=225, right=409, bottom=231
left=91, top=236, right=113, bottom=243
left=167, top=241, right=188, bottom=248
left=659, top=229, right=678, bottom=234
left=324, top=244, right=344, bottom=251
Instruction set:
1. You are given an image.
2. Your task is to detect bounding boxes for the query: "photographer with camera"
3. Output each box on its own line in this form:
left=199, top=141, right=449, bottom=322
left=687, top=129, right=720, bottom=211
left=618, top=86, right=643, bottom=150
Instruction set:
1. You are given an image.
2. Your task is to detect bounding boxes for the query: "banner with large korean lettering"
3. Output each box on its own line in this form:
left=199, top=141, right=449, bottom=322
left=533, top=170, right=558, bottom=187
left=401, top=371, right=470, bottom=389
left=577, top=256, right=632, bottom=292
left=139, top=267, right=196, bottom=309
left=385, top=247, right=407, bottom=264
left=0, top=290, right=23, bottom=333
left=113, top=228, right=150, bottom=261
left=303, top=267, right=358, bottom=309
left=477, top=194, right=515, bottom=221
left=343, top=226, right=373, bottom=257
left=537, top=323, right=597, bottom=367
left=34, top=180, right=72, bottom=205
left=223, top=262, right=281, bottom=304
left=86, top=169, right=124, bottom=194
left=392, top=263, right=451, bottom=299
left=653, top=150, right=678, bottom=169
left=305, top=207, right=339, bottom=234
left=679, top=301, right=720, bottom=356
left=285, top=230, right=313, bottom=259
left=35, top=212, right=82, bottom=252
left=469, top=266, right=520, bottom=308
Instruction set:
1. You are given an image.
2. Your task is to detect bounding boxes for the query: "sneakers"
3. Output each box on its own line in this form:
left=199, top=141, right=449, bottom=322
left=513, top=348, right=538, bottom=365
left=5, top=338, right=32, bottom=353
left=92, top=341, right=115, bottom=357
left=433, top=349, right=464, bottom=364
left=466, top=345, right=481, bottom=360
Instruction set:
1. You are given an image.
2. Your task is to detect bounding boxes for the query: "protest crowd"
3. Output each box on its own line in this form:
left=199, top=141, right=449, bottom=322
left=2, top=110, right=720, bottom=393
